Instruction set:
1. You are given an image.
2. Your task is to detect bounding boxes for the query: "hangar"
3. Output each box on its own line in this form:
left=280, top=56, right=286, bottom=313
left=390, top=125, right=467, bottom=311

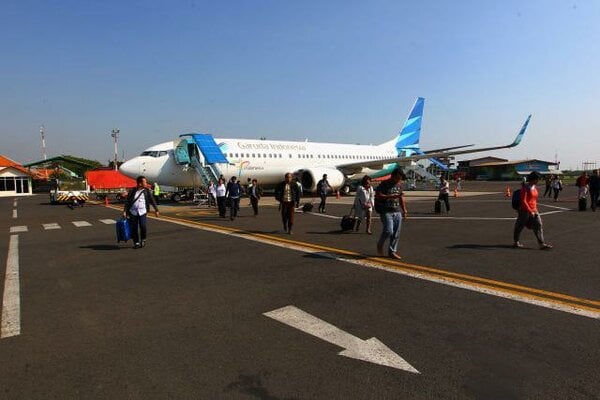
left=458, top=157, right=559, bottom=180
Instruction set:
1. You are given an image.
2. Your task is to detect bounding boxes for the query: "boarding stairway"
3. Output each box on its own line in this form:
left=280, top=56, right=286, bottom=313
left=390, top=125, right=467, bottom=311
left=177, top=133, right=227, bottom=188
left=404, top=163, right=440, bottom=182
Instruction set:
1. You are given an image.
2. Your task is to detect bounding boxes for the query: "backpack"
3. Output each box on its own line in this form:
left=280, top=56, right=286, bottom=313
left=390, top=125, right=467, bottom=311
left=511, top=188, right=521, bottom=210
left=374, top=197, right=386, bottom=214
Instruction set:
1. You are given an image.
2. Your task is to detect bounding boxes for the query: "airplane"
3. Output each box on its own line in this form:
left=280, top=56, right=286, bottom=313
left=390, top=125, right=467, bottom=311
left=119, top=97, right=530, bottom=192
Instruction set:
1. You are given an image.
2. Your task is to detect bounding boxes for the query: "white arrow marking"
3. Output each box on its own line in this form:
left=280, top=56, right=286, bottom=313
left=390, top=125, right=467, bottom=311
left=264, top=305, right=419, bottom=373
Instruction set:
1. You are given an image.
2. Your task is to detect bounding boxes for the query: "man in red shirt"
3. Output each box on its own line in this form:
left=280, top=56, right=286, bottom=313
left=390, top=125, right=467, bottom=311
left=576, top=171, right=590, bottom=200
left=513, top=172, right=553, bottom=249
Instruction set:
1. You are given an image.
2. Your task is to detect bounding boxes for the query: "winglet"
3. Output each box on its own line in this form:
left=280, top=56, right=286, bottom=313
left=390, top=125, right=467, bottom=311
left=509, top=115, right=531, bottom=148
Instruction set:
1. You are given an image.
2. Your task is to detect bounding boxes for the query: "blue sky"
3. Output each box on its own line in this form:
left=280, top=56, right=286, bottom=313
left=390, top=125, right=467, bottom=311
left=1, top=0, right=598, bottom=169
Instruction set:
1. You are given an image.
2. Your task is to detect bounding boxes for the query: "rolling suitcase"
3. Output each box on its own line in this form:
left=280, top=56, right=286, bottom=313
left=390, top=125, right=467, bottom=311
left=116, top=218, right=132, bottom=242
left=341, top=215, right=357, bottom=232
left=302, top=203, right=313, bottom=212
left=578, top=197, right=587, bottom=211
left=434, top=200, right=442, bottom=214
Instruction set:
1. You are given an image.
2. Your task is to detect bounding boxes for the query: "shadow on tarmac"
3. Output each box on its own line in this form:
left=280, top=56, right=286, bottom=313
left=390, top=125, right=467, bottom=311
left=79, top=244, right=122, bottom=251
left=448, top=244, right=529, bottom=250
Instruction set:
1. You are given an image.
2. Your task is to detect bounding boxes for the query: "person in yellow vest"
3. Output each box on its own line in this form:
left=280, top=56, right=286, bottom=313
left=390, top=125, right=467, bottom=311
left=152, top=182, right=160, bottom=205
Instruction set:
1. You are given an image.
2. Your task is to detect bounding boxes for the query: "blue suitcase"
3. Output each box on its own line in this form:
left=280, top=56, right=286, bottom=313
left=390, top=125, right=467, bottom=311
left=116, top=218, right=132, bottom=242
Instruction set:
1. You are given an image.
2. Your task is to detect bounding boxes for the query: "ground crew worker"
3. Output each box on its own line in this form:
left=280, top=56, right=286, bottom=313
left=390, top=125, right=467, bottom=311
left=153, top=182, right=161, bottom=205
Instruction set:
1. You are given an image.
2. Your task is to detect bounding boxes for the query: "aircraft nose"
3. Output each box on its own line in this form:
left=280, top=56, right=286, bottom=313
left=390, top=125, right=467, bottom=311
left=119, top=158, right=141, bottom=178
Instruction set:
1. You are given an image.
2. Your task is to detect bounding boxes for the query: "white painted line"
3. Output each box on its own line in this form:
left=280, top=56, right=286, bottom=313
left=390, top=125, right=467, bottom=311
left=1, top=235, right=20, bottom=338
left=42, top=223, right=61, bottom=230
left=13, top=199, right=17, bottom=208
left=539, top=204, right=571, bottom=211
left=9, top=226, right=28, bottom=233
left=72, top=221, right=92, bottom=227
left=539, top=211, right=565, bottom=217
left=99, top=219, right=116, bottom=224
left=264, top=305, right=419, bottom=373
left=12, top=209, right=17, bottom=219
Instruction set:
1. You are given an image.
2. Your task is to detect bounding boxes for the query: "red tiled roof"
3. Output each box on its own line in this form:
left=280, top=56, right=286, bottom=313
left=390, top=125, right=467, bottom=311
left=0, top=155, right=30, bottom=175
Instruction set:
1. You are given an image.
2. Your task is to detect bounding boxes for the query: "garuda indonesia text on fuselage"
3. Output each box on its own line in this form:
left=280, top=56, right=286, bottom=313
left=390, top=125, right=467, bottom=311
left=119, top=98, right=530, bottom=191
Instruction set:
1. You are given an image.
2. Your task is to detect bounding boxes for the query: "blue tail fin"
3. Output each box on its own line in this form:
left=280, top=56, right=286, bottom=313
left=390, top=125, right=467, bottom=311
left=384, top=97, right=424, bottom=156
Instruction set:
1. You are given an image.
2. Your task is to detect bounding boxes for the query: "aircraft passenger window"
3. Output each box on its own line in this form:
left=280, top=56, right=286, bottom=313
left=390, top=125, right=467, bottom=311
left=289, top=154, right=292, bottom=158
left=252, top=153, right=255, bottom=158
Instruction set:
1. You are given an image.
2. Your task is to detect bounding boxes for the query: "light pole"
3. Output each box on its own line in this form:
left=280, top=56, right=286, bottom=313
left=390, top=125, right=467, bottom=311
left=111, top=129, right=119, bottom=170
left=40, top=125, right=47, bottom=160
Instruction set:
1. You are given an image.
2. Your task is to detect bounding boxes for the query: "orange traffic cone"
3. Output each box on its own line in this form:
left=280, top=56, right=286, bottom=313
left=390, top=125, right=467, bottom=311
left=336, top=190, right=340, bottom=199
left=504, top=186, right=511, bottom=197
left=104, top=196, right=109, bottom=206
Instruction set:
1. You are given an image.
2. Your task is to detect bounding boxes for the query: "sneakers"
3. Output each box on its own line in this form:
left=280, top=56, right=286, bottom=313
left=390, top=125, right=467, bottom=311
left=513, top=241, right=524, bottom=249
left=539, top=243, right=553, bottom=250
left=133, top=242, right=141, bottom=249
left=388, top=252, right=402, bottom=260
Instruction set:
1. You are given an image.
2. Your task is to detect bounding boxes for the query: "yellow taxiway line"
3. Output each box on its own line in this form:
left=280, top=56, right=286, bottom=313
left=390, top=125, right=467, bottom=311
left=102, top=203, right=600, bottom=319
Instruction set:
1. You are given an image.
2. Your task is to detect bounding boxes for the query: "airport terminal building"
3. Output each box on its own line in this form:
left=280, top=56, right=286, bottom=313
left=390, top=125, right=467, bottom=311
left=458, top=157, right=559, bottom=180
left=0, top=155, right=33, bottom=197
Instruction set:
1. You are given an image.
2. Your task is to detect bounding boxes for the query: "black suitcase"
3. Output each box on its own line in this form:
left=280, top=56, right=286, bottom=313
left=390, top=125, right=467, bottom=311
left=302, top=203, right=313, bottom=212
left=341, top=215, right=357, bottom=232
left=434, top=200, right=442, bottom=214
left=579, top=197, right=587, bottom=211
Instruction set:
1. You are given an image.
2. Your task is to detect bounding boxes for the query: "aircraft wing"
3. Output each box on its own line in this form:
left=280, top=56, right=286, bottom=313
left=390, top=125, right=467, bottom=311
left=337, top=115, right=531, bottom=173
left=422, top=144, right=474, bottom=153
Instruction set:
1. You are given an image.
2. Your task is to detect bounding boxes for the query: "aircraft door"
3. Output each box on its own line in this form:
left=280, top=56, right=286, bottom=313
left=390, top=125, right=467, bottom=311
left=174, top=140, right=191, bottom=165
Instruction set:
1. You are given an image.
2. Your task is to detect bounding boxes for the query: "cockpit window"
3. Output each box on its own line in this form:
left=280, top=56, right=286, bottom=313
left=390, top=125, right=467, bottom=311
left=140, top=151, right=164, bottom=157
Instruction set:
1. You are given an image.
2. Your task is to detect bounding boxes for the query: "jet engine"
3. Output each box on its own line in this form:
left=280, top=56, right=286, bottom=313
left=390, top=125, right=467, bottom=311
left=300, top=168, right=345, bottom=192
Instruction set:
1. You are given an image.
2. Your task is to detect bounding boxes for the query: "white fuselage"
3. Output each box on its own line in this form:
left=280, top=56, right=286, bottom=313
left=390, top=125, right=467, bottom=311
left=120, top=137, right=400, bottom=189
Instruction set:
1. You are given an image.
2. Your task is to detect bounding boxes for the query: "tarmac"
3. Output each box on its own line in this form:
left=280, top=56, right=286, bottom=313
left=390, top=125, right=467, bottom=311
left=1, top=182, right=599, bottom=399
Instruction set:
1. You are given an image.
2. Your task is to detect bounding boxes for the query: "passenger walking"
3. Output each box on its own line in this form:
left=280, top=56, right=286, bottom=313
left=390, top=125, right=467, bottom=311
left=294, top=177, right=303, bottom=208
left=551, top=175, right=562, bottom=201
left=207, top=181, right=217, bottom=207
left=226, top=176, right=243, bottom=220
left=317, top=174, right=333, bottom=213
left=543, top=175, right=552, bottom=197
left=123, top=176, right=160, bottom=249
left=576, top=171, right=590, bottom=201
left=374, top=168, right=408, bottom=259
left=249, top=178, right=262, bottom=216
left=275, top=172, right=301, bottom=234
left=589, top=169, right=600, bottom=212
left=216, top=178, right=227, bottom=217
left=353, top=175, right=374, bottom=234
left=513, top=172, right=552, bottom=250
left=438, top=176, right=450, bottom=212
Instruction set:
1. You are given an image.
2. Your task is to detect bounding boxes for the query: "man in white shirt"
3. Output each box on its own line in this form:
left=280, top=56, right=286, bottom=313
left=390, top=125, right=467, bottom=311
left=123, top=176, right=160, bottom=249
